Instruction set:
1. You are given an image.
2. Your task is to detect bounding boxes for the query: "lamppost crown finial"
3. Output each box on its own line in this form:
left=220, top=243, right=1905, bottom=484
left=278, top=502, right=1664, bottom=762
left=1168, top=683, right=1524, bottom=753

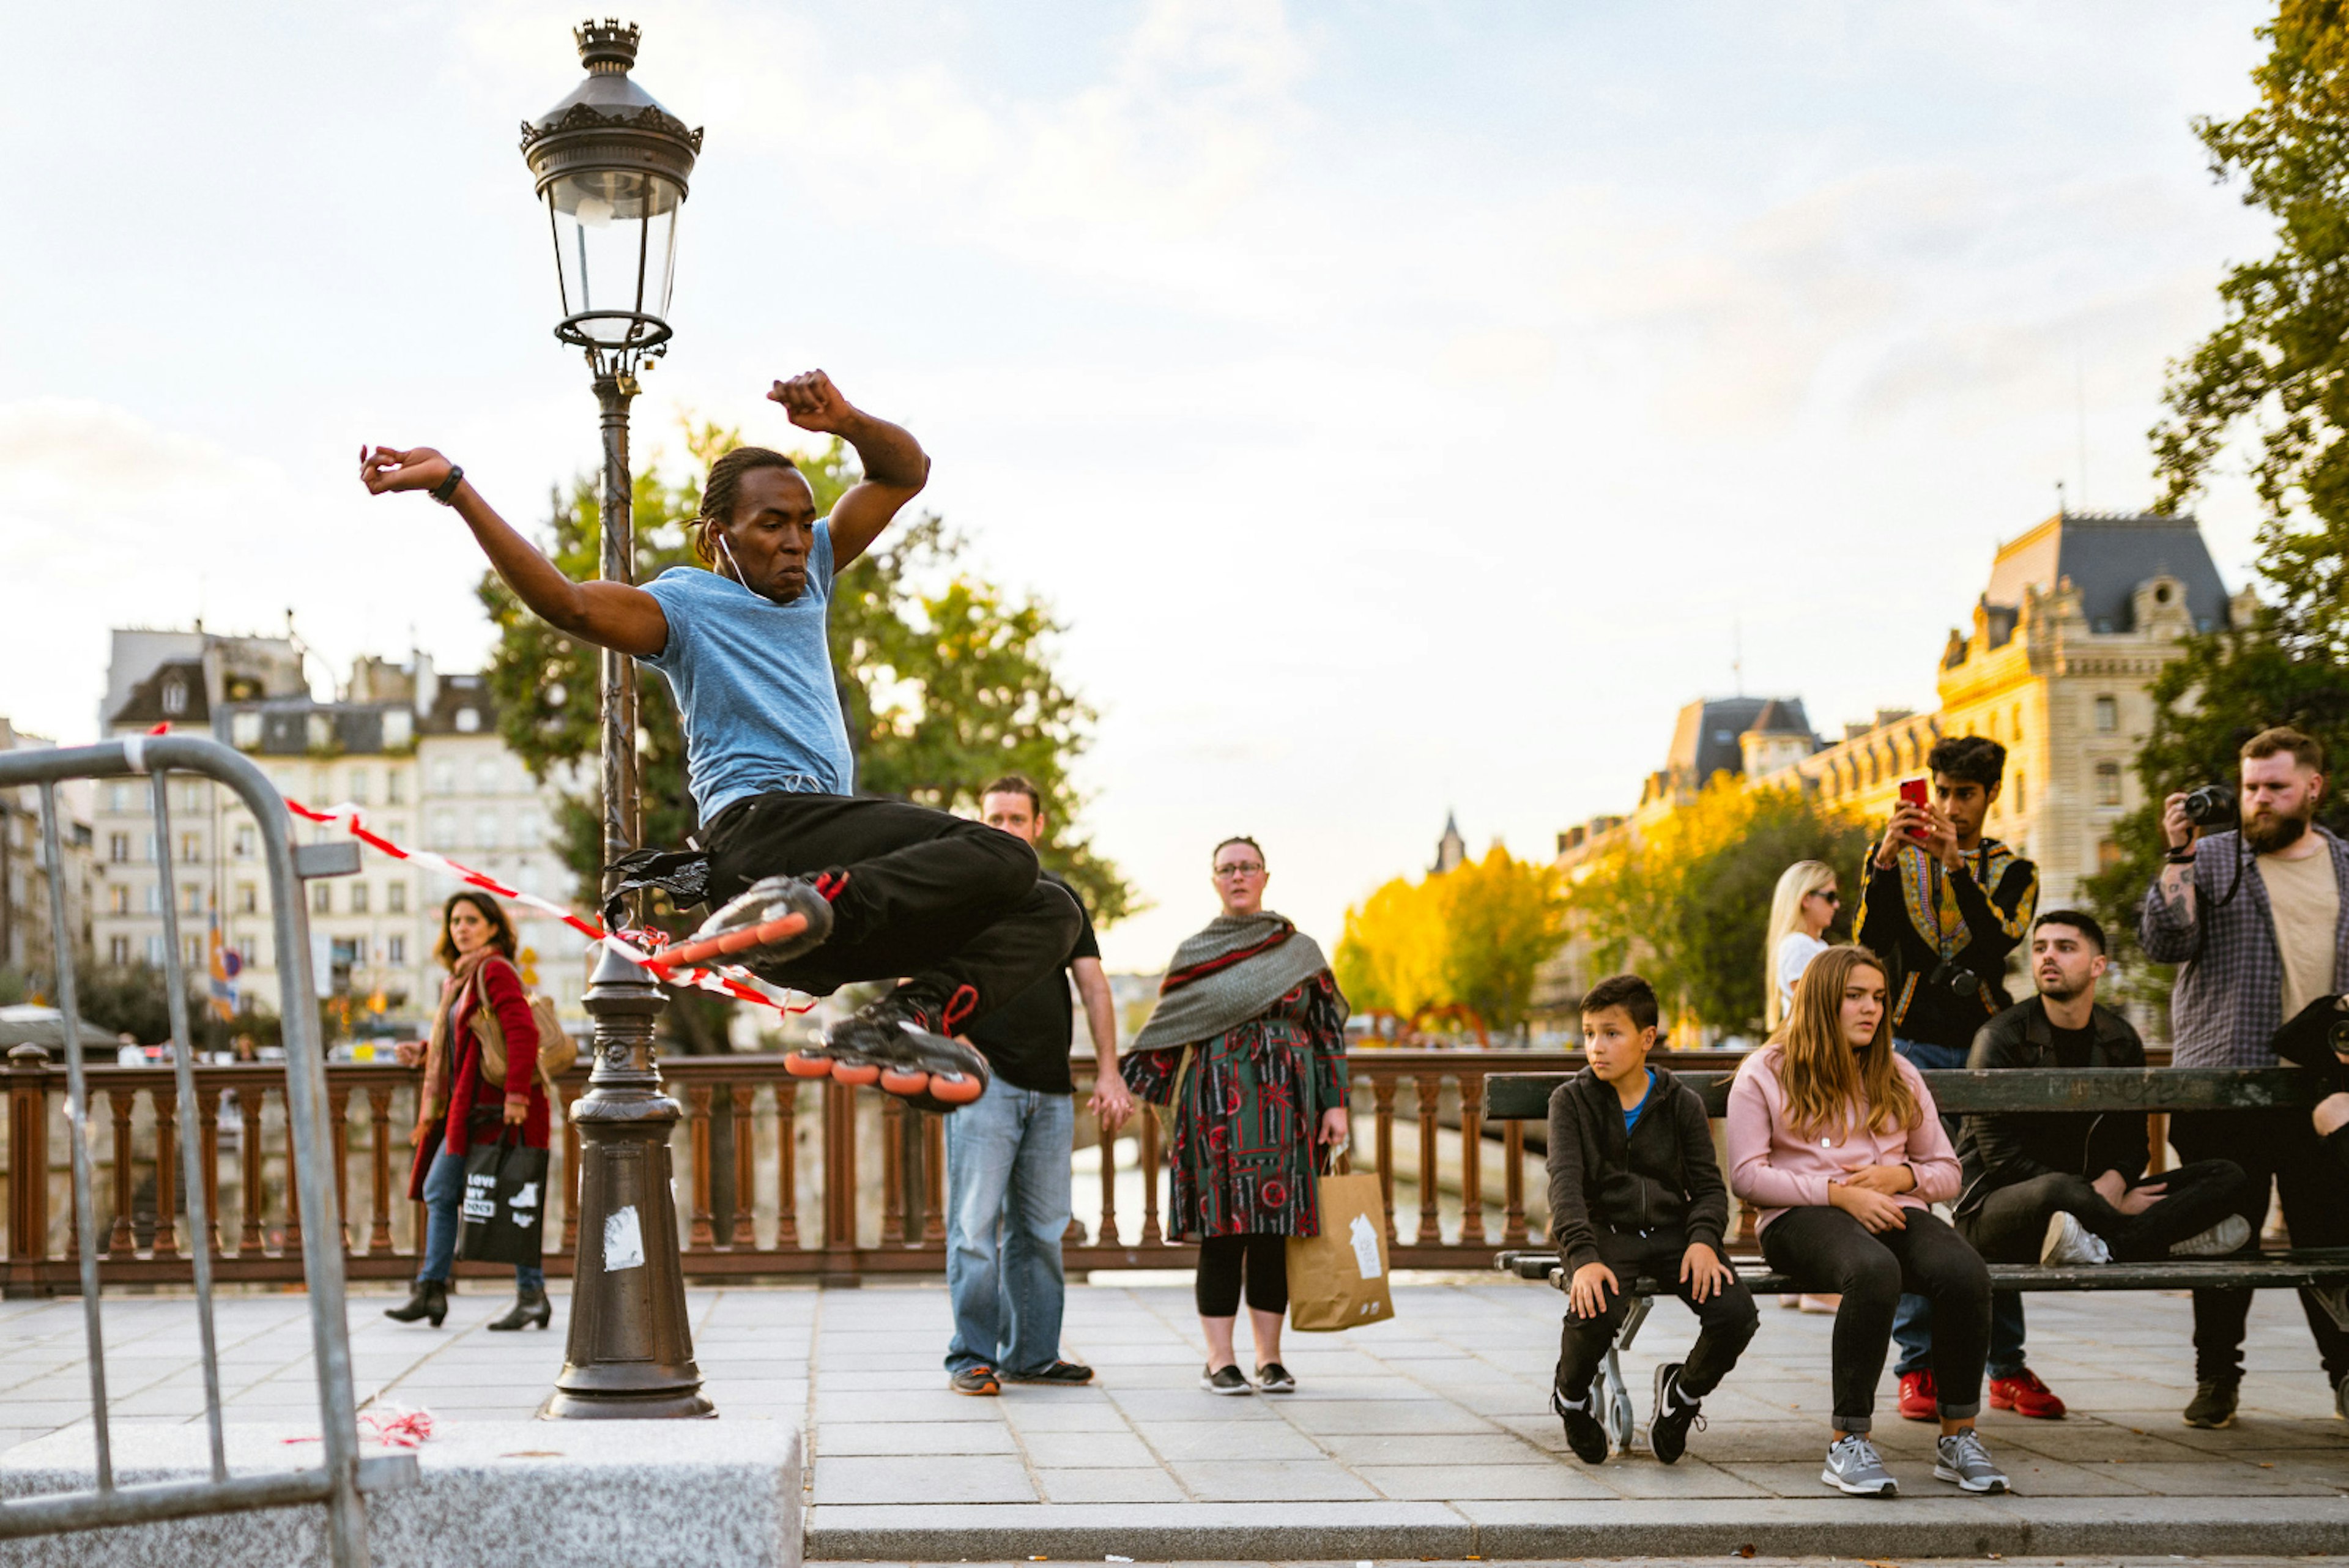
left=574, top=18, right=641, bottom=73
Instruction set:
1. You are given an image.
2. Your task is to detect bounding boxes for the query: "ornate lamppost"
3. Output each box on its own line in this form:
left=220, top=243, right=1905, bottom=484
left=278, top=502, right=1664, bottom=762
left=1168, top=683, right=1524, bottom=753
left=524, top=18, right=712, bottom=1420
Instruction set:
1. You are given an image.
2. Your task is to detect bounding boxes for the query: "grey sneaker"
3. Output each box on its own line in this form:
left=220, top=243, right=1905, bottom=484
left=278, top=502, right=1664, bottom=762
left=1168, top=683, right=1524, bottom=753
left=2169, top=1214, right=2251, bottom=1257
left=1933, top=1428, right=2009, bottom=1493
left=1820, top=1432, right=1897, bottom=1496
left=2039, top=1210, right=2112, bottom=1266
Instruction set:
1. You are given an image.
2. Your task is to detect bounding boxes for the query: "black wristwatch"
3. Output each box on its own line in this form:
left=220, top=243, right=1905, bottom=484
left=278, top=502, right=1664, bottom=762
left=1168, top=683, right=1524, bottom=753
left=430, top=464, right=466, bottom=505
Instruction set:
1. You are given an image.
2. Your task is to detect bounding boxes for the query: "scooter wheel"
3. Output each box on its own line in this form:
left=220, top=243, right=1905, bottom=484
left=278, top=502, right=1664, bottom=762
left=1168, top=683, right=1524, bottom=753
left=928, top=1071, right=984, bottom=1105
left=878, top=1067, right=931, bottom=1096
left=782, top=1050, right=834, bottom=1079
left=831, top=1059, right=881, bottom=1087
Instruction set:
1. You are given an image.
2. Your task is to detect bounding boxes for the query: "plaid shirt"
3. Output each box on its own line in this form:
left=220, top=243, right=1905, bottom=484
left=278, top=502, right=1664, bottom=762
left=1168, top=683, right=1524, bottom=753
left=2139, top=826, right=2349, bottom=1068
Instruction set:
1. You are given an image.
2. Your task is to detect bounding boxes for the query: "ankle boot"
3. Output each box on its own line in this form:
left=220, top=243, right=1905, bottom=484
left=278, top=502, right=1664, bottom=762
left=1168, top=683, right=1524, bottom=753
left=384, top=1278, right=448, bottom=1328
left=486, top=1286, right=551, bottom=1332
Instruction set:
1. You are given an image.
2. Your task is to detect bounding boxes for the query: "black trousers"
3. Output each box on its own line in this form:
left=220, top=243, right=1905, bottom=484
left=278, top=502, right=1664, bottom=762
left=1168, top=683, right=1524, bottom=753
left=1553, top=1227, right=1757, bottom=1402
left=1957, top=1159, right=2254, bottom=1264
left=1762, top=1205, right=1990, bottom=1432
left=2169, top=1109, right=2349, bottom=1383
left=705, top=792, right=1081, bottom=1027
left=1196, top=1233, right=1289, bottom=1317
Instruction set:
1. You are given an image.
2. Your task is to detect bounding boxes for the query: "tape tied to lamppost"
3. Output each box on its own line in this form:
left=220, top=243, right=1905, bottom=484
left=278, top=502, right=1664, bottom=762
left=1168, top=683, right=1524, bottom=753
left=278, top=797, right=814, bottom=1017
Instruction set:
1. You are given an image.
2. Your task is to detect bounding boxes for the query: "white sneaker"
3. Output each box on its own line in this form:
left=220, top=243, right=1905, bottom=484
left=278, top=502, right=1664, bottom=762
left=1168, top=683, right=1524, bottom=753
left=2169, top=1215, right=2251, bottom=1257
left=2039, top=1210, right=2112, bottom=1266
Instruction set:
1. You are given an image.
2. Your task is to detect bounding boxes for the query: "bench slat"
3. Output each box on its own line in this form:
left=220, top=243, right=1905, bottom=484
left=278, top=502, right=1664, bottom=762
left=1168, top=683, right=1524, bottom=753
left=1493, top=1247, right=2349, bottom=1293
left=1482, top=1066, right=2314, bottom=1121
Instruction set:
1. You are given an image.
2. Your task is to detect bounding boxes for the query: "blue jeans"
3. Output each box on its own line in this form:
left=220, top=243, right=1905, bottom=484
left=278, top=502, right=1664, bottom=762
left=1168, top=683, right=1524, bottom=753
left=418, top=1148, right=545, bottom=1291
left=1890, top=1038, right=2024, bottom=1378
left=943, top=1079, right=1073, bottom=1377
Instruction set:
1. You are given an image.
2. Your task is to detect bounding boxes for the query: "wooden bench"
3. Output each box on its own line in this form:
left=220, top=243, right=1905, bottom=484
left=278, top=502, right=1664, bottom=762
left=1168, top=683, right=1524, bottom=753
left=1482, top=1065, right=2349, bottom=1444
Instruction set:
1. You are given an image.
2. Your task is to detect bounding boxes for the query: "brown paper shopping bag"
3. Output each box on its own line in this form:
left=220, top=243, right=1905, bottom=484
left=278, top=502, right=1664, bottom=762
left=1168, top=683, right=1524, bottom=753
left=1286, top=1152, right=1396, bottom=1332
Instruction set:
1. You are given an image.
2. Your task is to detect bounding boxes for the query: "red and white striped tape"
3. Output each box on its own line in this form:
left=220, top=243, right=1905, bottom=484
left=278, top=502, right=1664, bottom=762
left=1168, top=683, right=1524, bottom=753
left=281, top=797, right=812, bottom=1017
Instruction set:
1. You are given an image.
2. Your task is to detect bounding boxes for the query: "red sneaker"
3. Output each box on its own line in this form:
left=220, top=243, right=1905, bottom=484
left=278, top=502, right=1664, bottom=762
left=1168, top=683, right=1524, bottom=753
left=1898, top=1370, right=1938, bottom=1421
left=1989, top=1368, right=2067, bottom=1419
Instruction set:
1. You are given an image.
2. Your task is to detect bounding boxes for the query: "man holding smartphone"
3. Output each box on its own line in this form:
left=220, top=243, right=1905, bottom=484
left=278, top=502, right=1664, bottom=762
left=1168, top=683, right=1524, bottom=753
left=1855, top=735, right=2043, bottom=1421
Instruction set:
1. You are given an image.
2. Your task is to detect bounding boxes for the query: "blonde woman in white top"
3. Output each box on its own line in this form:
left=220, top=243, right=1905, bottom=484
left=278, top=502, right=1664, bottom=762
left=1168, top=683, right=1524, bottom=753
left=1764, top=858, right=1842, bottom=1313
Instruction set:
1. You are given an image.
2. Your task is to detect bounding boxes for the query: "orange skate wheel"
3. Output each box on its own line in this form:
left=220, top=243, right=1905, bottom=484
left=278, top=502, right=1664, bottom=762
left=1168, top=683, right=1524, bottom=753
left=878, top=1066, right=931, bottom=1096
left=661, top=935, right=721, bottom=967
left=831, top=1059, right=881, bottom=1087
left=928, top=1071, right=984, bottom=1105
left=782, top=1050, right=834, bottom=1079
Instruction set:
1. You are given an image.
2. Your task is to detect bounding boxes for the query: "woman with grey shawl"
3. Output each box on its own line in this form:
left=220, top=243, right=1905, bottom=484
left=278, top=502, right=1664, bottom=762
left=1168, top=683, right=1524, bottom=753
left=1121, top=836, right=1351, bottom=1394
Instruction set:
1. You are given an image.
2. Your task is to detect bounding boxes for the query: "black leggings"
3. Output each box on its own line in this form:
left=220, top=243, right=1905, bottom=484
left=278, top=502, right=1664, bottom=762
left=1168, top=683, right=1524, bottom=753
left=1196, top=1233, right=1289, bottom=1317
left=1762, top=1205, right=1989, bottom=1433
left=704, top=791, right=1081, bottom=1025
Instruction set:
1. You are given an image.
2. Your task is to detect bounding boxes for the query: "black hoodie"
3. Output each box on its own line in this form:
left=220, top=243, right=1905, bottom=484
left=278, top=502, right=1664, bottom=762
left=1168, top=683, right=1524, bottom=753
left=1544, top=1064, right=1729, bottom=1272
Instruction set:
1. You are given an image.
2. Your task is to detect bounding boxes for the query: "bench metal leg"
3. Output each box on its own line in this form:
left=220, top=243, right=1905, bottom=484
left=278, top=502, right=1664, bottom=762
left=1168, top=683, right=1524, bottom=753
left=1600, top=1347, right=1635, bottom=1453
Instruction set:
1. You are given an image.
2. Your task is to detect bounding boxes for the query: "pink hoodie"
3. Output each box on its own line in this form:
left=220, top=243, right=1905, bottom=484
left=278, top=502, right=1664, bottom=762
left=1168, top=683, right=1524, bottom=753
left=1725, top=1044, right=1959, bottom=1233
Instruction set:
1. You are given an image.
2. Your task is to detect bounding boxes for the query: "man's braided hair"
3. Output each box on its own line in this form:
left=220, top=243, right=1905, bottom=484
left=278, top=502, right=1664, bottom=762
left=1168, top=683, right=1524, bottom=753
left=694, top=446, right=801, bottom=576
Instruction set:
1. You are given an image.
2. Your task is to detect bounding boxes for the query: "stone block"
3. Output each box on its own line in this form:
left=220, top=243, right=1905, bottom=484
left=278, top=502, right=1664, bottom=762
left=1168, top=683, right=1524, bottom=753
left=0, top=1420, right=800, bottom=1568
left=805, top=1498, right=1472, bottom=1560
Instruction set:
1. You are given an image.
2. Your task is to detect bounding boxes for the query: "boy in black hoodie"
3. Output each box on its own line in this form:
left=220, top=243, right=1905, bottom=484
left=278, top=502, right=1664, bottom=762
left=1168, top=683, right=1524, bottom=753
left=1547, top=974, right=1757, bottom=1465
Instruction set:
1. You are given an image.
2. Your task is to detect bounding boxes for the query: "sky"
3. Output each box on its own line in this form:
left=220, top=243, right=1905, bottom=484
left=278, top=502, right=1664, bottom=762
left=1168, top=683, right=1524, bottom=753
left=1, top=1, right=2282, bottom=969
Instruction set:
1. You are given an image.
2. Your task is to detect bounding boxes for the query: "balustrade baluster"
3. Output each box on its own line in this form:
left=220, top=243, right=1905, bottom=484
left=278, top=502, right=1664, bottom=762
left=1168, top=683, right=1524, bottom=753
left=283, top=1091, right=303, bottom=1254
left=774, top=1082, right=801, bottom=1250
left=366, top=1087, right=394, bottom=1255
left=922, top=1113, right=945, bottom=1246
left=1096, top=1115, right=1119, bottom=1247
left=239, top=1085, right=264, bottom=1255
left=106, top=1087, right=136, bottom=1256
left=686, top=1083, right=715, bottom=1252
left=7, top=1050, right=51, bottom=1277
left=153, top=1085, right=180, bottom=1260
left=880, top=1097, right=907, bottom=1244
left=196, top=1085, right=221, bottom=1257
left=1414, top=1076, right=1442, bottom=1246
left=730, top=1083, right=757, bottom=1249
left=1138, top=1113, right=1162, bottom=1245
left=328, top=1086, right=352, bottom=1255
left=1371, top=1077, right=1397, bottom=1246
left=821, top=1080, right=858, bottom=1276
left=1502, top=1119, right=1527, bottom=1244
left=1457, top=1071, right=1486, bottom=1246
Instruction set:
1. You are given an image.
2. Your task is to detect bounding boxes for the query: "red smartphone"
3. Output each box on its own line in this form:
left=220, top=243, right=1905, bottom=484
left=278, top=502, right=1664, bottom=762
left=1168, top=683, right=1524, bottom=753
left=1898, top=777, right=1929, bottom=838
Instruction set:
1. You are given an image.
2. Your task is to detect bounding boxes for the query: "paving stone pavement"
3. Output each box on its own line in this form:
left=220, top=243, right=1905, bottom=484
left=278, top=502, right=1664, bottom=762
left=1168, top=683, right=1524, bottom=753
left=1, top=1274, right=2344, bottom=1556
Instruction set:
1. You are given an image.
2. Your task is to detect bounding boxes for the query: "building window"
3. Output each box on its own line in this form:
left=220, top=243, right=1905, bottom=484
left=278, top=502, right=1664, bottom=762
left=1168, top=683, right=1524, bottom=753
left=185, top=936, right=202, bottom=968
left=475, top=759, right=499, bottom=794
left=106, top=783, right=130, bottom=813
left=2011, top=770, right=2025, bottom=812
left=108, top=936, right=131, bottom=966
left=2098, top=838, right=2124, bottom=872
left=387, top=882, right=407, bottom=914
left=351, top=883, right=370, bottom=914
left=430, top=762, right=456, bottom=796
left=182, top=885, right=201, bottom=915
left=233, top=825, right=255, bottom=859
left=237, top=883, right=258, bottom=914
left=162, top=678, right=187, bottom=716
left=2095, top=696, right=2118, bottom=733
left=231, top=711, right=262, bottom=748
left=313, top=883, right=332, bottom=915
left=455, top=707, right=481, bottom=734
left=109, top=885, right=130, bottom=915
left=349, top=768, right=369, bottom=806
left=475, top=812, right=499, bottom=849
left=144, top=883, right=161, bottom=915
left=180, top=831, right=201, bottom=864
left=388, top=935, right=407, bottom=966
left=108, top=832, right=130, bottom=864
left=147, top=935, right=168, bottom=965
left=2011, top=705, right=2023, bottom=745
left=2095, top=760, right=2123, bottom=807
left=387, top=770, right=406, bottom=805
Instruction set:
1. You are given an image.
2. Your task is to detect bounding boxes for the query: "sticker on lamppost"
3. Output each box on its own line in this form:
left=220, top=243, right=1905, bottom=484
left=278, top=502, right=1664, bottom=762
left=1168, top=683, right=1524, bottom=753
left=603, top=1205, right=646, bottom=1272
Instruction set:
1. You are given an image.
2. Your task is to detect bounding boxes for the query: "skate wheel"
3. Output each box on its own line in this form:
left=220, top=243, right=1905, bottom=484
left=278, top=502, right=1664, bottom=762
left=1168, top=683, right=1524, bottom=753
left=783, top=1051, right=834, bottom=1079
left=928, top=1071, right=984, bottom=1105
left=831, top=1059, right=881, bottom=1087
left=879, top=1067, right=931, bottom=1096
left=656, top=935, right=719, bottom=968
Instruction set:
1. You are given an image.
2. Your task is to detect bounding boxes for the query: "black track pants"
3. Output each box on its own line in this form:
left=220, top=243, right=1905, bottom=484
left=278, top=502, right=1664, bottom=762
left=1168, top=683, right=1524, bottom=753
left=2169, top=1109, right=2349, bottom=1384
left=1553, top=1227, right=1757, bottom=1402
left=1957, top=1159, right=2254, bottom=1264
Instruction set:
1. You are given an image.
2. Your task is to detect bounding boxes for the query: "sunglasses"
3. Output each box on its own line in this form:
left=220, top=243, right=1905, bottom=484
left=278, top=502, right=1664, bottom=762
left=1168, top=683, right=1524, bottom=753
left=1808, top=890, right=1841, bottom=905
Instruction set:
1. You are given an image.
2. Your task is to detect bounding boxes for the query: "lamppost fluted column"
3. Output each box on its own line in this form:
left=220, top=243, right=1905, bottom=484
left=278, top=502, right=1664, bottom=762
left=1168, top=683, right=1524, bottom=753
left=524, top=18, right=710, bottom=1422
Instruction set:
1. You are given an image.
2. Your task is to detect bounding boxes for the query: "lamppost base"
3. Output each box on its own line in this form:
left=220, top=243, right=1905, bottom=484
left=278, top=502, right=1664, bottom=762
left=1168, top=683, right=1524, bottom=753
left=537, top=1387, right=716, bottom=1421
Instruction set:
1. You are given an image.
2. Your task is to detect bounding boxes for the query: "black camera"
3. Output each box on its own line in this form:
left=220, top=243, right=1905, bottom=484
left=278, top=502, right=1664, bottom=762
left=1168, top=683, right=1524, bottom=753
left=1926, top=959, right=1981, bottom=998
left=2181, top=784, right=2239, bottom=831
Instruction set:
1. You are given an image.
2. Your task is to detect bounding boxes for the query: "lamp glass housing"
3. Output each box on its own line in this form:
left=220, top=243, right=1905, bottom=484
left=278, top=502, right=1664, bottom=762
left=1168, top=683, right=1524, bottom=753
left=544, top=168, right=682, bottom=349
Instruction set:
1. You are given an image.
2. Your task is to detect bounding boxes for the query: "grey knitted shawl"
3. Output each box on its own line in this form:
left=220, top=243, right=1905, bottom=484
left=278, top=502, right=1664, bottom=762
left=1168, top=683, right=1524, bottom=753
left=1129, top=911, right=1343, bottom=1054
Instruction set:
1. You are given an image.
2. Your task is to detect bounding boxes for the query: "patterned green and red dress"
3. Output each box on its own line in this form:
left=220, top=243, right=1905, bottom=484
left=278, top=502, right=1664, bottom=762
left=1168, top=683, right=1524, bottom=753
left=1120, top=914, right=1351, bottom=1240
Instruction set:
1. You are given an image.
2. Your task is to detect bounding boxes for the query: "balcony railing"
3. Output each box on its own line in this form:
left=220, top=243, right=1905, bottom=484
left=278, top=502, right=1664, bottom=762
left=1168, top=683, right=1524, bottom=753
left=0, top=1046, right=1630, bottom=1292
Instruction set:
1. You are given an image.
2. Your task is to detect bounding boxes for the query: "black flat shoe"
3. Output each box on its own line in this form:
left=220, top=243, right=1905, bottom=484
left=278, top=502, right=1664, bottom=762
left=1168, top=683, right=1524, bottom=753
left=1003, top=1360, right=1094, bottom=1384
left=1253, top=1362, right=1296, bottom=1392
left=1201, top=1364, right=1251, bottom=1395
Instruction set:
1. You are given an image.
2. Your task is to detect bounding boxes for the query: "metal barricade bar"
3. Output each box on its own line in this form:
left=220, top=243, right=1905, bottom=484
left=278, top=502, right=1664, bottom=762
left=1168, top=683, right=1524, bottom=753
left=0, top=736, right=382, bottom=1565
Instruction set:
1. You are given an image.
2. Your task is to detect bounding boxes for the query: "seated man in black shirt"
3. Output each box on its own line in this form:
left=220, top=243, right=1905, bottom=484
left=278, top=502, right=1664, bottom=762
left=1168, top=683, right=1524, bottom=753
left=941, top=776, right=1135, bottom=1396
left=1957, top=911, right=2254, bottom=1278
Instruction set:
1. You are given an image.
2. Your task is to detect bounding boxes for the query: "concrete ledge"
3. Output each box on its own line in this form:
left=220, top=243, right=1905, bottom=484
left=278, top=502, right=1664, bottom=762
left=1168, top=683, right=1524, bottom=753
left=0, top=1421, right=800, bottom=1568
left=809, top=1494, right=2349, bottom=1561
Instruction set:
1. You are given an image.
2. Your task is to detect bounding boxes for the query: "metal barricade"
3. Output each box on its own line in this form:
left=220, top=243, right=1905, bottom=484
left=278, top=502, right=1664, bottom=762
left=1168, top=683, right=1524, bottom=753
left=0, top=735, right=414, bottom=1564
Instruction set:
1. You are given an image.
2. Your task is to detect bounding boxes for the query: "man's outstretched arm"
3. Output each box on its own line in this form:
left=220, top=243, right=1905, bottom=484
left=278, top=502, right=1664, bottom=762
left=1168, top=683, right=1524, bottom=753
left=766, top=371, right=929, bottom=571
left=358, top=446, right=669, bottom=659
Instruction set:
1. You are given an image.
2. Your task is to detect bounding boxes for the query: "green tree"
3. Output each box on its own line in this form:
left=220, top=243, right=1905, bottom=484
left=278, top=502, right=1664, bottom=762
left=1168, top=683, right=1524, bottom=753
left=479, top=423, right=1134, bottom=1048
left=1335, top=845, right=1566, bottom=1033
left=2085, top=0, right=2349, bottom=976
left=1564, top=779, right=1872, bottom=1038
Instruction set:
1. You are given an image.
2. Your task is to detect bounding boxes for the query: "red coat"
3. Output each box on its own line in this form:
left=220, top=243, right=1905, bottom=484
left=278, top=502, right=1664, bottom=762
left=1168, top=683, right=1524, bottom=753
left=442, top=956, right=551, bottom=1154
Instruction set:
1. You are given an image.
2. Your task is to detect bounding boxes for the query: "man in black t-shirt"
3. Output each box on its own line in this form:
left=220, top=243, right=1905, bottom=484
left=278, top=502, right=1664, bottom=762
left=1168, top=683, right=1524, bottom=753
left=942, top=776, right=1134, bottom=1396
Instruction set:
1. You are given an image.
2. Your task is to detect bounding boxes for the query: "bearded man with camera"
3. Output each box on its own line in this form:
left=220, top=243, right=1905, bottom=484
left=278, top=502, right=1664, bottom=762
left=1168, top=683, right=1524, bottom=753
left=2140, top=724, right=2349, bottom=1429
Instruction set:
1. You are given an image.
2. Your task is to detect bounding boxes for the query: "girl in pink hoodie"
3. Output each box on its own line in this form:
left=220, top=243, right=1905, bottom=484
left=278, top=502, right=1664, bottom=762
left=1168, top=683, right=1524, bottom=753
left=1726, top=945, right=2005, bottom=1499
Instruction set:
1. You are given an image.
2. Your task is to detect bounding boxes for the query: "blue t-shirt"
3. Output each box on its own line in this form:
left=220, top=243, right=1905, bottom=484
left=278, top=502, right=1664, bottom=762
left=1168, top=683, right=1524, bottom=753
left=1622, top=1068, right=1657, bottom=1135
left=642, top=522, right=855, bottom=823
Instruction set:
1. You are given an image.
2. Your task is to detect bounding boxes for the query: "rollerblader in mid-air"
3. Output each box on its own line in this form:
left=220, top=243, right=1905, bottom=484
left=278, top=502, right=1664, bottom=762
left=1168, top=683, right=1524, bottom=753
left=360, top=370, right=1080, bottom=1109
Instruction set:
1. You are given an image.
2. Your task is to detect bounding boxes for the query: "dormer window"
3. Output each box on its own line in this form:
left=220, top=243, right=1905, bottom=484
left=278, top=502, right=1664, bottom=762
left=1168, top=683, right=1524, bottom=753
left=161, top=680, right=187, bottom=716
left=455, top=707, right=481, bottom=734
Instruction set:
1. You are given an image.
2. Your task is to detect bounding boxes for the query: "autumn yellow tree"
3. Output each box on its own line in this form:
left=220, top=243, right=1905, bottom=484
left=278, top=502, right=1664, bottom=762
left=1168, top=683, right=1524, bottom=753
left=1335, top=845, right=1567, bottom=1033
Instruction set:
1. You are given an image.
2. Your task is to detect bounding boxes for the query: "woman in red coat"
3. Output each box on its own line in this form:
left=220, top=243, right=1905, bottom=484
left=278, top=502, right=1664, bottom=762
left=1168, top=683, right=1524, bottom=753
left=385, top=892, right=552, bottom=1331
